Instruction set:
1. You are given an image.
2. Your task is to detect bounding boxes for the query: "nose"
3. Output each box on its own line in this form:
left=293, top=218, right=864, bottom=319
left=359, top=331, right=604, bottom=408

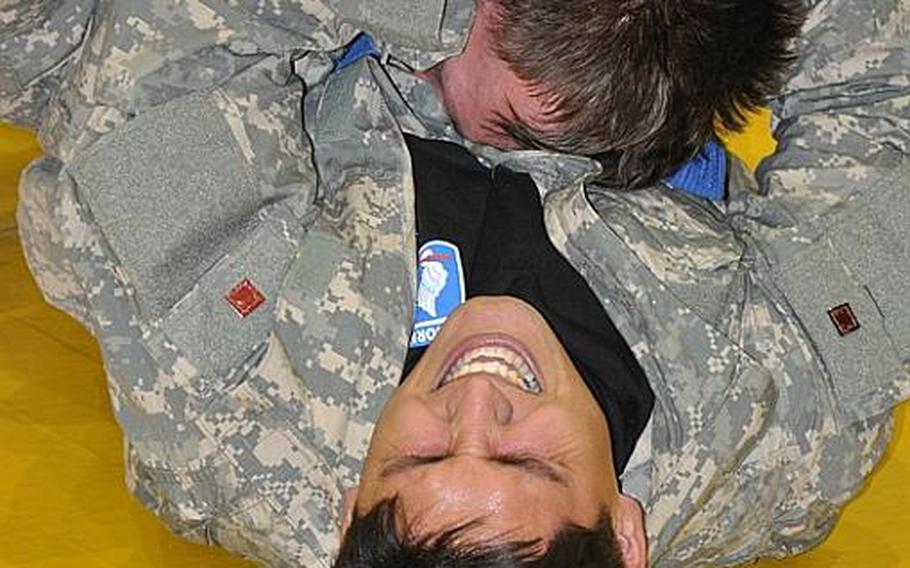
left=445, top=376, right=514, bottom=453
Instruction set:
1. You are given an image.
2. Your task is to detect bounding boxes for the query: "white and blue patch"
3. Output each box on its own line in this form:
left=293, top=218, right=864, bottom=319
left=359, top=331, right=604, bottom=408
left=410, top=240, right=466, bottom=348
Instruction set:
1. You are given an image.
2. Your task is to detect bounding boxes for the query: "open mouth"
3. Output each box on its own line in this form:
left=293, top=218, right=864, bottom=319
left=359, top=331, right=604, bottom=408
left=435, top=334, right=543, bottom=394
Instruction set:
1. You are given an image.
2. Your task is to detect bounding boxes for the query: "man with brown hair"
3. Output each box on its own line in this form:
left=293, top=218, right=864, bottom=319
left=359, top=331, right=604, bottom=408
left=423, top=0, right=805, bottom=188
left=3, top=0, right=908, bottom=566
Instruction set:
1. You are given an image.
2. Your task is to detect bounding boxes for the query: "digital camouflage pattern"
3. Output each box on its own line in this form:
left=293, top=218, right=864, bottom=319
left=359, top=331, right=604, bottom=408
left=2, top=0, right=908, bottom=566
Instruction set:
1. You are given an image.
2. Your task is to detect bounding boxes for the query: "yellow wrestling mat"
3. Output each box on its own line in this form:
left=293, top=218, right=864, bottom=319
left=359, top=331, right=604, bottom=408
left=1, top=118, right=908, bottom=567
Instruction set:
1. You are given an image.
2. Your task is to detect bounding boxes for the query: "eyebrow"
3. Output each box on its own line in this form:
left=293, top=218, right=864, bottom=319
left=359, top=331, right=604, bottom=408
left=380, top=454, right=569, bottom=487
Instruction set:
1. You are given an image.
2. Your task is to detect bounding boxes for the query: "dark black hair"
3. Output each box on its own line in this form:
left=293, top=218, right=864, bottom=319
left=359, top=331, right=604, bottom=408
left=333, top=497, right=624, bottom=567
left=491, top=0, right=807, bottom=189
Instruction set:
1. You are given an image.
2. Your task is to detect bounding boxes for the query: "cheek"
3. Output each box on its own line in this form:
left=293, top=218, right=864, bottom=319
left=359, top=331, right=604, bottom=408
left=371, top=397, right=449, bottom=456
left=506, top=407, right=610, bottom=463
left=440, top=66, right=481, bottom=128
left=438, top=61, right=508, bottom=144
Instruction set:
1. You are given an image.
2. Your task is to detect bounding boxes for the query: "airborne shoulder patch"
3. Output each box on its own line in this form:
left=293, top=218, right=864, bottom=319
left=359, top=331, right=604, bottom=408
left=410, top=240, right=466, bottom=348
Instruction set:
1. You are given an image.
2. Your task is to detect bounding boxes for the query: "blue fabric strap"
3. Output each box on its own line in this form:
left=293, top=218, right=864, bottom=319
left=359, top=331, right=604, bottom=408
left=333, top=33, right=379, bottom=72
left=666, top=139, right=728, bottom=201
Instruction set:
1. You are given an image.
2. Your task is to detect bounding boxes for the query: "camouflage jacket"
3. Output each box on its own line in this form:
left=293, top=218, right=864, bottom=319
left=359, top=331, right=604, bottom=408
left=3, top=1, right=908, bottom=566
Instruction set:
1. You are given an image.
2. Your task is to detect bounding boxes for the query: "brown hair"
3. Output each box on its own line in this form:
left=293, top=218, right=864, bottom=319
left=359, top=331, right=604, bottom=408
left=491, top=0, right=807, bottom=188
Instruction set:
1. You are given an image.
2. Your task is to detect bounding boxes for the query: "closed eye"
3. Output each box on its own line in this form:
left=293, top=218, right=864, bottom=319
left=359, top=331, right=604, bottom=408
left=381, top=453, right=568, bottom=486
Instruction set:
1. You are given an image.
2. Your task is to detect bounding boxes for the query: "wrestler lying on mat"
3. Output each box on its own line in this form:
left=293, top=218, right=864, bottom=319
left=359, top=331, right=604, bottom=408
left=3, top=0, right=908, bottom=566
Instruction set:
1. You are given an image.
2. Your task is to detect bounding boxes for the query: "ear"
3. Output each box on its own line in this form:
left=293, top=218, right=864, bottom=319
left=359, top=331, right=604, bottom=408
left=340, top=486, right=360, bottom=539
left=612, top=494, right=648, bottom=568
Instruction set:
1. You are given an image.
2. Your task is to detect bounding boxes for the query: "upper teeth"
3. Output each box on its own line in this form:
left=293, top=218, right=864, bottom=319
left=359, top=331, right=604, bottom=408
left=439, top=346, right=542, bottom=394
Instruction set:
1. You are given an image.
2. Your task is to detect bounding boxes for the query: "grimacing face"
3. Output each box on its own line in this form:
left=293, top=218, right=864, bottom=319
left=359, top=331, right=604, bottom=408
left=341, top=297, right=648, bottom=565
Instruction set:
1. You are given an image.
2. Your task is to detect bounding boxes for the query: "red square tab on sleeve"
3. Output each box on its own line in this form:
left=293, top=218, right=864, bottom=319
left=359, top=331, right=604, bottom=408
left=226, top=278, right=266, bottom=318
left=828, top=303, right=860, bottom=336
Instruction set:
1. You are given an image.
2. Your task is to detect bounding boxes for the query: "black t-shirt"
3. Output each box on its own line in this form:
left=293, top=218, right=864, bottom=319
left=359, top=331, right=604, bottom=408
left=402, top=134, right=653, bottom=474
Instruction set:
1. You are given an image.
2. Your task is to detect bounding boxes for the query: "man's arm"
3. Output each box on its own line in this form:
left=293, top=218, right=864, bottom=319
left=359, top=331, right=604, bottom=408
left=7, top=5, right=341, bottom=560
left=743, top=0, right=909, bottom=421
left=0, top=0, right=473, bottom=133
left=761, top=0, right=908, bottom=198
left=605, top=4, right=907, bottom=563
left=4, top=2, right=467, bottom=564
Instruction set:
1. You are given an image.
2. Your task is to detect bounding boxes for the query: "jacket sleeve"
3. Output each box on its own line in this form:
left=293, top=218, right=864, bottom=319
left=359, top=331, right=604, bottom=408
left=738, top=0, right=910, bottom=422
left=9, top=2, right=468, bottom=563
left=8, top=0, right=471, bottom=341
left=9, top=0, right=473, bottom=333
left=0, top=0, right=473, bottom=131
left=0, top=1, right=96, bottom=129
left=10, top=2, right=335, bottom=554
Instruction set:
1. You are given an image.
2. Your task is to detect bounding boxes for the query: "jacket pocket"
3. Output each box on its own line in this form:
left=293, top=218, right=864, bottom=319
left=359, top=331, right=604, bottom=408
left=69, top=91, right=306, bottom=398
left=155, top=203, right=303, bottom=396
left=69, top=92, right=265, bottom=323
left=774, top=160, right=910, bottom=422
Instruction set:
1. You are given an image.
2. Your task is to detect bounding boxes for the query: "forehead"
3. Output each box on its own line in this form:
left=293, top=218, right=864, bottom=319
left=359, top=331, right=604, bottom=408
left=381, top=458, right=581, bottom=542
